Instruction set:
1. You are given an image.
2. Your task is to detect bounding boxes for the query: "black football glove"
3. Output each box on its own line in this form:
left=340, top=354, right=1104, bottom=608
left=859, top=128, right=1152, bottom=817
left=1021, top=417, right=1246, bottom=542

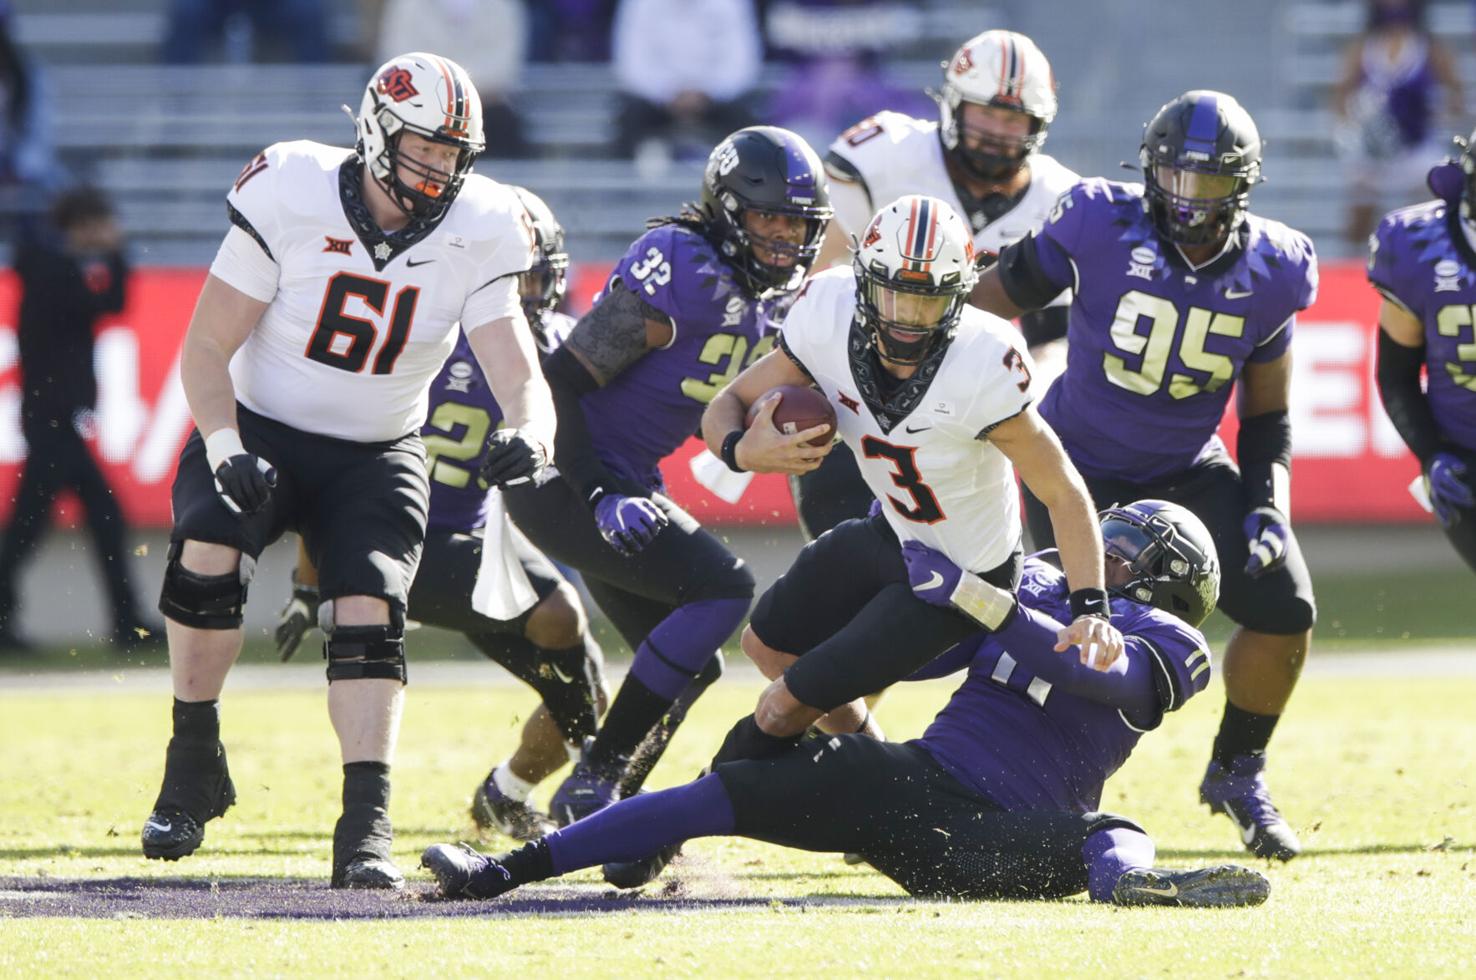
left=213, top=454, right=276, bottom=515
left=479, top=429, right=549, bottom=488
left=274, top=570, right=321, bottom=662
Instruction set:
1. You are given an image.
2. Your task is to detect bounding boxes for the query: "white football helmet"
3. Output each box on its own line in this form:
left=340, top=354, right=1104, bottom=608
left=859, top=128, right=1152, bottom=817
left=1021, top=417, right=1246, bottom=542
left=853, top=195, right=979, bottom=365
left=936, top=30, right=1058, bottom=180
left=352, top=52, right=486, bottom=220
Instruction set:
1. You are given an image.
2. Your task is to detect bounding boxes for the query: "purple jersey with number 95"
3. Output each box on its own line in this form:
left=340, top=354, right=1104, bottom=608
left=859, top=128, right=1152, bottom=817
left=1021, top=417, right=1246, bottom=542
left=1026, top=178, right=1318, bottom=481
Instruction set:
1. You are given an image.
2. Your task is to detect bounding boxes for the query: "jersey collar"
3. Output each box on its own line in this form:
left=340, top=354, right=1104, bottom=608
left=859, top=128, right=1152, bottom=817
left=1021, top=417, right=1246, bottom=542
left=338, top=159, right=447, bottom=272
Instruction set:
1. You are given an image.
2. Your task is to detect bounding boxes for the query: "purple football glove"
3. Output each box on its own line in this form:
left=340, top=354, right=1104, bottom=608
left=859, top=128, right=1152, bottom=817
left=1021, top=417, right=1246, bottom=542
left=1427, top=452, right=1475, bottom=528
left=1243, top=506, right=1290, bottom=578
left=594, top=493, right=668, bottom=557
left=867, top=498, right=883, bottom=519
left=901, top=540, right=962, bottom=607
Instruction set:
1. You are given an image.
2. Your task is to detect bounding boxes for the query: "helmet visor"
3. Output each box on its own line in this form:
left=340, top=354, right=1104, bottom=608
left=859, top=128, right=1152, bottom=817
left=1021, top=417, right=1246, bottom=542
left=1155, top=166, right=1240, bottom=203
left=872, top=287, right=953, bottom=328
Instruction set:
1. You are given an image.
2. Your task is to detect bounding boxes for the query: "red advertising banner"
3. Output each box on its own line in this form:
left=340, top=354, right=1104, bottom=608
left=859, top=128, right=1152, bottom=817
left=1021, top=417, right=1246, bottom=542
left=0, top=261, right=1426, bottom=528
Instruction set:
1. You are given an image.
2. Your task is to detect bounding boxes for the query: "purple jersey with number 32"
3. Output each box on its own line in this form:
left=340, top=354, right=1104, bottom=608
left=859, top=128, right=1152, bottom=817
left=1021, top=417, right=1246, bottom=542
left=1029, top=179, right=1318, bottom=481
left=580, top=224, right=782, bottom=488
left=1367, top=199, right=1476, bottom=452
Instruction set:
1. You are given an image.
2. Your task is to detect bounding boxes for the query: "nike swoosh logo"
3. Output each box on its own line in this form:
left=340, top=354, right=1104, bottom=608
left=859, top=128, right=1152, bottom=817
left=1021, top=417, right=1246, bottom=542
left=407, top=257, right=436, bottom=267
left=145, top=820, right=173, bottom=833
left=549, top=664, right=576, bottom=684
left=1224, top=288, right=1253, bottom=299
left=904, top=425, right=931, bottom=434
left=919, top=571, right=945, bottom=591
left=1226, top=808, right=1258, bottom=845
left=1136, top=882, right=1178, bottom=898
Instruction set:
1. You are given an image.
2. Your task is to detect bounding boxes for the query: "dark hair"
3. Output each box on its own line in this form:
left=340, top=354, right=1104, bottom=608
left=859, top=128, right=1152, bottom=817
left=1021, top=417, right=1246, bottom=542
left=50, top=186, right=114, bottom=231
left=1366, top=0, right=1427, bottom=33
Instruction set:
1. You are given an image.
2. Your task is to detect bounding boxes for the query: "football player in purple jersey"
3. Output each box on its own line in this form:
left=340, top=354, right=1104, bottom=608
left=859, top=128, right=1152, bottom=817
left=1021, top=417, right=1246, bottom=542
left=501, top=128, right=833, bottom=864
left=970, top=91, right=1318, bottom=862
left=272, top=188, right=609, bottom=841
left=1370, top=128, right=1476, bottom=568
left=422, top=500, right=1270, bottom=909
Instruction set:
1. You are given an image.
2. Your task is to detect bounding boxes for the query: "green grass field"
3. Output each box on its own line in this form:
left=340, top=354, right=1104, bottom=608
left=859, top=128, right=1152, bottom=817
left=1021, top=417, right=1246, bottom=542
left=2, top=663, right=1474, bottom=977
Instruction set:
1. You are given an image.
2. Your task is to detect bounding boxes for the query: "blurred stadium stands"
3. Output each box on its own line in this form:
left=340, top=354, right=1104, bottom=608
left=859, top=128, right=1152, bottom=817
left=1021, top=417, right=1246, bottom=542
left=6, top=1, right=1471, bottom=267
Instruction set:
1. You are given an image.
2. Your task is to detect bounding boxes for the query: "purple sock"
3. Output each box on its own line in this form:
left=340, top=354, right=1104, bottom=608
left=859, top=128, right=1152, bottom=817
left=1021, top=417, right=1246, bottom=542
left=628, top=596, right=749, bottom=700
left=544, top=773, right=736, bottom=874
left=1083, top=826, right=1157, bottom=902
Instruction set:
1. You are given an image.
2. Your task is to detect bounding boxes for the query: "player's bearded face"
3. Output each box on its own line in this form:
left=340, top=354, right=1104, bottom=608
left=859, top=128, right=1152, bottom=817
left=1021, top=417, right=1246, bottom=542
left=742, top=210, right=809, bottom=268
left=955, top=103, right=1034, bottom=178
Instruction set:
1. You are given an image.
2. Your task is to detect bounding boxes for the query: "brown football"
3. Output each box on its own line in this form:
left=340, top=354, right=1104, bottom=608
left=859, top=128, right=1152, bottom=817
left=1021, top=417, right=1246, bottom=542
left=744, top=384, right=838, bottom=448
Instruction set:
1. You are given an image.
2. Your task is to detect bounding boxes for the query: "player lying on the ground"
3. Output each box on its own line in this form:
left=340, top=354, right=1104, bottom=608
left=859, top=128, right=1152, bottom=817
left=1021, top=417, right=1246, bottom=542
left=422, top=500, right=1270, bottom=909
left=272, top=188, right=608, bottom=840
left=1369, top=129, right=1476, bottom=571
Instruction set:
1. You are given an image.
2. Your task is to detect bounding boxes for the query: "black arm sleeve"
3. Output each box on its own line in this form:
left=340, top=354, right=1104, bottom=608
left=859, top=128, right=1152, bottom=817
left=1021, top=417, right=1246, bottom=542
left=995, top=232, right=1064, bottom=312
left=1237, top=409, right=1293, bottom=512
left=541, top=346, right=624, bottom=506
left=1375, top=330, right=1445, bottom=465
left=1018, top=305, right=1069, bottom=348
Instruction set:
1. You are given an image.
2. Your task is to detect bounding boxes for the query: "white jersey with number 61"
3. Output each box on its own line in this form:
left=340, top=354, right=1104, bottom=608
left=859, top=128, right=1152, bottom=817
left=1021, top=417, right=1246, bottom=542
left=777, top=267, right=1035, bottom=574
left=208, top=140, right=535, bottom=443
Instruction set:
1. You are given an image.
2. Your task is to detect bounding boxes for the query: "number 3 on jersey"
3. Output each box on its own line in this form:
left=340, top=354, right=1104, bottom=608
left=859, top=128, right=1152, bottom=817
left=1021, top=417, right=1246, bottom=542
left=862, top=435, right=945, bottom=524
left=305, top=272, right=419, bottom=374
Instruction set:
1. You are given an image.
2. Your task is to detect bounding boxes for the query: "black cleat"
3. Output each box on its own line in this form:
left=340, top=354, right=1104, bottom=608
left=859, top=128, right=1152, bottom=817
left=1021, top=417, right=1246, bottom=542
left=331, top=802, right=402, bottom=890
left=1111, top=865, right=1270, bottom=908
left=602, top=842, right=681, bottom=890
left=471, top=775, right=557, bottom=841
left=142, top=739, right=236, bottom=861
left=141, top=807, right=206, bottom=861
left=421, top=842, right=516, bottom=900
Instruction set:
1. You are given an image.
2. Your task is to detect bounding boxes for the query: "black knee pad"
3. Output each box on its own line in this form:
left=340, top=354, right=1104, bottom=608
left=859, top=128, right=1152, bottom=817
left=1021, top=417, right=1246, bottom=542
left=324, top=624, right=407, bottom=684
left=1236, top=592, right=1316, bottom=634
left=158, top=541, right=253, bottom=630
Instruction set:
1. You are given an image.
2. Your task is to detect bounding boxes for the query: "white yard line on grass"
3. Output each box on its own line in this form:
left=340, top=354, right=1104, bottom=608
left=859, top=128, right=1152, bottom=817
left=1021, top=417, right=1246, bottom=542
left=1, top=646, right=1472, bottom=694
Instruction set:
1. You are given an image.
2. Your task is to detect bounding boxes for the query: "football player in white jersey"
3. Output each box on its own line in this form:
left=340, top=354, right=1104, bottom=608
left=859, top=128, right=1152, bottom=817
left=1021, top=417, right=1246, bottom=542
left=140, top=52, right=557, bottom=891
left=795, top=29, right=1078, bottom=540
left=701, top=194, right=1120, bottom=757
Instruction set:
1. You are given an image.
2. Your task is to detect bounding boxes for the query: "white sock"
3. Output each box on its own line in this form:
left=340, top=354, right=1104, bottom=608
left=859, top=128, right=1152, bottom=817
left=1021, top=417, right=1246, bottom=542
left=492, top=762, right=536, bottom=803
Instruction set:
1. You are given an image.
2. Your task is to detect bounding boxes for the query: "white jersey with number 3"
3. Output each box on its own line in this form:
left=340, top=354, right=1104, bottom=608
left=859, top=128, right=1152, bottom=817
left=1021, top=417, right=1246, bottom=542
left=208, top=140, right=534, bottom=443
left=778, top=267, right=1035, bottom=573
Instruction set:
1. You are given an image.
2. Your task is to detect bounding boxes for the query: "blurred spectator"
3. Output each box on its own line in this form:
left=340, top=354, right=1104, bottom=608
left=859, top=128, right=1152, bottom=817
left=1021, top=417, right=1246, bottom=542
left=762, top=0, right=928, bottom=150
left=612, top=0, right=761, bottom=165
left=0, top=3, right=59, bottom=191
left=527, top=0, right=616, bottom=63
left=161, top=0, right=331, bottom=64
left=1333, top=0, right=1463, bottom=247
left=376, top=0, right=532, bottom=158
left=0, top=188, right=164, bottom=653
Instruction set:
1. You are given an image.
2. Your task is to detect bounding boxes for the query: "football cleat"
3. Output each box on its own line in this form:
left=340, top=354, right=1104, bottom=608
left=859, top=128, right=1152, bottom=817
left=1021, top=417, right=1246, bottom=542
left=142, top=739, right=236, bottom=861
left=548, top=751, right=620, bottom=827
left=421, top=842, right=517, bottom=900
left=1111, top=865, right=1270, bottom=908
left=1200, top=754, right=1301, bottom=861
left=471, top=774, right=557, bottom=841
left=602, top=842, right=682, bottom=890
left=331, top=802, right=403, bottom=890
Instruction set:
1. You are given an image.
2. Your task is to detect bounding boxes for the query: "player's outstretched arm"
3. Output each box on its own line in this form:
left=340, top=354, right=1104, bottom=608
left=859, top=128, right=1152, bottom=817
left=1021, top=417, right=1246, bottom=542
left=702, top=348, right=832, bottom=475
left=989, top=408, right=1121, bottom=665
left=181, top=274, right=268, bottom=440
left=468, top=312, right=556, bottom=487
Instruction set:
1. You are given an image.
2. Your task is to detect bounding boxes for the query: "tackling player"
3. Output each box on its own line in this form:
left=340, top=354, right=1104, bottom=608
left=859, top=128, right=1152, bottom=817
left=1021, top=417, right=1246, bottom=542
left=422, top=501, right=1270, bottom=909
left=701, top=194, right=1118, bottom=766
left=273, top=188, right=608, bottom=841
left=503, top=127, right=833, bottom=838
left=140, top=53, right=556, bottom=889
left=971, top=90, right=1318, bottom=861
left=795, top=29, right=1079, bottom=539
left=1369, top=128, right=1476, bottom=567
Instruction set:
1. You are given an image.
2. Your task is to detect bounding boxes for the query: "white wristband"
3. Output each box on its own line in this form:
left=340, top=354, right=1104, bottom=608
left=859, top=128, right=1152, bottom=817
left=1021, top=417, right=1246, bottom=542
left=204, top=427, right=247, bottom=472
left=949, top=572, right=1017, bottom=631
